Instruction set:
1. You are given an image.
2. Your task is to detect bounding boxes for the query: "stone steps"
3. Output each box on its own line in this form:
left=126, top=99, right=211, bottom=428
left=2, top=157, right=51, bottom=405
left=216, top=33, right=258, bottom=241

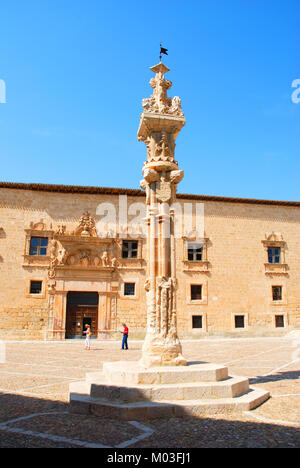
left=69, top=388, right=270, bottom=419
left=71, top=376, right=250, bottom=401
left=69, top=361, right=270, bottom=419
left=101, top=361, right=229, bottom=385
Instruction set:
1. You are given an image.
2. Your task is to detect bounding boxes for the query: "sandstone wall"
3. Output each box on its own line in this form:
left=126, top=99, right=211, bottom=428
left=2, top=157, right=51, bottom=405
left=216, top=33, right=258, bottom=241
left=0, top=187, right=299, bottom=339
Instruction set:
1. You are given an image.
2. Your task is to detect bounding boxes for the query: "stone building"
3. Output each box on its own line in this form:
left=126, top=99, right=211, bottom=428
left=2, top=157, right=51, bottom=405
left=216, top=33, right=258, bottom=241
left=0, top=182, right=299, bottom=340
left=0, top=62, right=299, bottom=341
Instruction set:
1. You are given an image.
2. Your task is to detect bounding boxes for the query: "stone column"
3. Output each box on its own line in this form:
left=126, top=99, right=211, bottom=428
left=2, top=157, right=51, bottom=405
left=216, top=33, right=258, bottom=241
left=138, top=62, right=187, bottom=367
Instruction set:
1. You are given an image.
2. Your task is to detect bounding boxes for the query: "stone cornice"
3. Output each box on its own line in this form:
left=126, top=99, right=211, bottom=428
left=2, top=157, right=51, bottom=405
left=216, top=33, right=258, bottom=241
left=0, top=182, right=299, bottom=207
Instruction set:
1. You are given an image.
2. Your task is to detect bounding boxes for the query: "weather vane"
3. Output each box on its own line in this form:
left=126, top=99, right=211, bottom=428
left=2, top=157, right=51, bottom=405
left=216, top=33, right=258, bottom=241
left=159, top=42, right=168, bottom=62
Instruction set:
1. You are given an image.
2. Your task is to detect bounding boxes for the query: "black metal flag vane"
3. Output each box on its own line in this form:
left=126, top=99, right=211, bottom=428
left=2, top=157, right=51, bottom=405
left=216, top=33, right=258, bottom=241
left=159, top=42, right=168, bottom=61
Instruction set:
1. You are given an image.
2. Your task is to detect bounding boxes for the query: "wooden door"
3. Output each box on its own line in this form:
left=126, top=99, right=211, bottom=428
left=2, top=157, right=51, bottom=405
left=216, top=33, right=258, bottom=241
left=66, top=305, right=98, bottom=338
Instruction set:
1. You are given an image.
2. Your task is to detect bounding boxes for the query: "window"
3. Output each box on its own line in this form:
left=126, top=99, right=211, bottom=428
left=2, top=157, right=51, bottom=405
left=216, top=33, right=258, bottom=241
left=188, top=243, right=203, bottom=261
left=124, top=283, right=135, bottom=296
left=122, top=241, right=138, bottom=259
left=262, top=234, right=287, bottom=276
left=234, top=315, right=245, bottom=328
left=268, top=248, right=281, bottom=264
left=30, top=280, right=42, bottom=294
left=191, top=285, right=202, bottom=301
left=192, top=315, right=203, bottom=329
left=29, top=237, right=48, bottom=256
left=275, top=315, right=285, bottom=328
left=272, top=286, right=282, bottom=301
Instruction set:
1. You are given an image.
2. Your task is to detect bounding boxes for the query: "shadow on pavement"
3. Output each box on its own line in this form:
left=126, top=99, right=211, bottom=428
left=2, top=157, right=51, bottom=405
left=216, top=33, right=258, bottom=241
left=250, top=370, right=300, bottom=385
left=0, top=391, right=299, bottom=448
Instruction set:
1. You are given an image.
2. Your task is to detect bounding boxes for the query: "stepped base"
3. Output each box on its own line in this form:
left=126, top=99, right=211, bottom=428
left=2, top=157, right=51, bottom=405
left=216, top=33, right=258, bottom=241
left=69, top=361, right=269, bottom=420
left=101, top=361, right=229, bottom=385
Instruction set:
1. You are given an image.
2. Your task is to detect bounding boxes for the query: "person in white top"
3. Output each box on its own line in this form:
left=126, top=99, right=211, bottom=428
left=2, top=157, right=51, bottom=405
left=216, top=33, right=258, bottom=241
left=84, top=324, right=91, bottom=350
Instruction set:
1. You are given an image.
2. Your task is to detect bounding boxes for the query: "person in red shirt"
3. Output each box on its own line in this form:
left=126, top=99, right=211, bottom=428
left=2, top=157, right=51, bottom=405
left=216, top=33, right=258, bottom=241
left=121, top=323, right=129, bottom=350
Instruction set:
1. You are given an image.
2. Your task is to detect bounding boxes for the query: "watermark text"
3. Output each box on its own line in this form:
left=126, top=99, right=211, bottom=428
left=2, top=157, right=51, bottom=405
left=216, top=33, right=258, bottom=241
left=0, top=79, right=6, bottom=103
left=95, top=196, right=205, bottom=241
left=291, top=79, right=300, bottom=104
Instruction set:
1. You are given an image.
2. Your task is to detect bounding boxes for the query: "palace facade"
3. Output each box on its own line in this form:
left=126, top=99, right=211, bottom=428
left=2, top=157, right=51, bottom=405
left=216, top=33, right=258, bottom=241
left=0, top=181, right=299, bottom=340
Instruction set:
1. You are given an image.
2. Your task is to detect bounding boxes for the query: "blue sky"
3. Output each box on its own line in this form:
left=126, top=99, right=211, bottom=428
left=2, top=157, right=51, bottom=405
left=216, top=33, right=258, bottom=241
left=0, top=0, right=299, bottom=201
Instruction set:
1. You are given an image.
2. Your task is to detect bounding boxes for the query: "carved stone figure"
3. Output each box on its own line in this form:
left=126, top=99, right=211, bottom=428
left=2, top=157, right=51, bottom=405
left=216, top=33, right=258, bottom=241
left=142, top=96, right=155, bottom=112
left=49, top=239, right=57, bottom=259
left=76, top=212, right=97, bottom=237
left=140, top=62, right=185, bottom=118
left=57, top=248, right=67, bottom=265
left=47, top=240, right=57, bottom=291
left=47, top=280, right=56, bottom=292
left=68, top=255, right=76, bottom=265
left=150, top=75, right=172, bottom=114
left=171, top=96, right=184, bottom=116
left=78, top=250, right=91, bottom=266
left=48, top=266, right=56, bottom=280
left=101, top=250, right=109, bottom=267
left=154, top=132, right=172, bottom=162
left=47, top=240, right=57, bottom=283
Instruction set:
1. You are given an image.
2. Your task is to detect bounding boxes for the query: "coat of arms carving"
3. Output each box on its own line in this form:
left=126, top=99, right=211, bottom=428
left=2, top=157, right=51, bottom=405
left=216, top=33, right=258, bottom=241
left=75, top=211, right=97, bottom=237
left=156, top=177, right=171, bottom=203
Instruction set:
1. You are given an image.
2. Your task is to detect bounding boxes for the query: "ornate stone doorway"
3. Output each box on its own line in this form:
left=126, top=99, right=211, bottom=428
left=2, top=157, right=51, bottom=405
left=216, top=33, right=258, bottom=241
left=44, top=211, right=124, bottom=340
left=65, top=292, right=99, bottom=339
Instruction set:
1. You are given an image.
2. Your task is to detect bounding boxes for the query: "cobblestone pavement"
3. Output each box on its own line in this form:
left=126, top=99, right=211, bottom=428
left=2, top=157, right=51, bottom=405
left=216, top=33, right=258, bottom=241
left=0, top=335, right=299, bottom=448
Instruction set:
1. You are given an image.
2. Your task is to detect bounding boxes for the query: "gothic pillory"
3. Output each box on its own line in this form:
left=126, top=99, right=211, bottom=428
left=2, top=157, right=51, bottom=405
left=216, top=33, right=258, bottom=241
left=138, top=62, right=187, bottom=367
left=68, top=61, right=270, bottom=417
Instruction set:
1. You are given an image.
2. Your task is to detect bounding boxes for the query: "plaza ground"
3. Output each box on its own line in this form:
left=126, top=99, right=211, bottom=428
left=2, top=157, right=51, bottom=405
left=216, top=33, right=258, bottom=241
left=0, top=335, right=299, bottom=448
